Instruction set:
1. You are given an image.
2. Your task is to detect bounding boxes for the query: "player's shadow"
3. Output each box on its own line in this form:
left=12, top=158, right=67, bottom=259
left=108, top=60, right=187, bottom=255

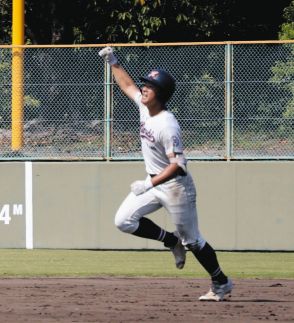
left=228, top=299, right=291, bottom=303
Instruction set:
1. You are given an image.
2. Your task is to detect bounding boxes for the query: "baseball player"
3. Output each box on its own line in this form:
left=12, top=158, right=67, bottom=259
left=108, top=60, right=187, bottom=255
left=99, top=46, right=233, bottom=301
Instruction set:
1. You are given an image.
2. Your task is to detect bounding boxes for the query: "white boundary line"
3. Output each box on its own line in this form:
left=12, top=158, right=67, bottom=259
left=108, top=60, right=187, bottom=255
left=25, top=161, right=33, bottom=249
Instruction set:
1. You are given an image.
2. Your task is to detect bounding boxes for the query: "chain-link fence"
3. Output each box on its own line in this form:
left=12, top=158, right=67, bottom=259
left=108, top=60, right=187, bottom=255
left=1, top=46, right=105, bottom=159
left=0, top=42, right=293, bottom=160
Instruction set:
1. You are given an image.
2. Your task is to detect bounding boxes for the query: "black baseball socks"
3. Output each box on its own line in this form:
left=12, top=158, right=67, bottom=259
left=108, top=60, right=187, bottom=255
left=190, top=242, right=228, bottom=285
left=132, top=217, right=178, bottom=248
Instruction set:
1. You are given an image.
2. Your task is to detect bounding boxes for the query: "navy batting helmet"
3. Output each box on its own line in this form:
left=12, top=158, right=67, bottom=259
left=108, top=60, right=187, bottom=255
left=139, top=69, right=175, bottom=103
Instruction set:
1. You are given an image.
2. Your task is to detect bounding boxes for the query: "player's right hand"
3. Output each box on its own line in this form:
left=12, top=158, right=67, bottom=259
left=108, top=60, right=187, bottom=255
left=98, top=47, right=118, bottom=66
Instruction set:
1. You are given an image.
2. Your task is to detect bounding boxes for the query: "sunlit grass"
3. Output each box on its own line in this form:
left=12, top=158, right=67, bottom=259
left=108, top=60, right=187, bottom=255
left=0, top=249, right=293, bottom=279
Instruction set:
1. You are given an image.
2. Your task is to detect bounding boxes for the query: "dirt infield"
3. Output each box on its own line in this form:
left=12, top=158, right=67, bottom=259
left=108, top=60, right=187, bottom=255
left=0, top=277, right=293, bottom=322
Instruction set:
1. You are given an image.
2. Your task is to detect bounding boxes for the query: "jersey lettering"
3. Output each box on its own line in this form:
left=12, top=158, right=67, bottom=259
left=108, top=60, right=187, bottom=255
left=140, top=122, right=155, bottom=142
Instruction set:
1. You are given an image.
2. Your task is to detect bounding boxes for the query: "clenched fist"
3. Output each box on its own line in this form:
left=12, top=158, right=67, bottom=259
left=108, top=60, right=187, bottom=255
left=131, top=177, right=153, bottom=196
left=98, top=46, right=118, bottom=66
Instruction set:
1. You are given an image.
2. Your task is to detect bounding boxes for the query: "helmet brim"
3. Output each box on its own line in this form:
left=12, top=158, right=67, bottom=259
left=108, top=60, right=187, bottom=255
left=139, top=77, right=162, bottom=90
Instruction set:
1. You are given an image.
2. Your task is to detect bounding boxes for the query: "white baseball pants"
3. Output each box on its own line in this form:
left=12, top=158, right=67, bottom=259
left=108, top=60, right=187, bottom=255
left=115, top=172, right=206, bottom=247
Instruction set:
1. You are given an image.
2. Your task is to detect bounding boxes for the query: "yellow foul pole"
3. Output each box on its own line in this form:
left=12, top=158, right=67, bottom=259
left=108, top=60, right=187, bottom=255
left=11, top=0, right=24, bottom=151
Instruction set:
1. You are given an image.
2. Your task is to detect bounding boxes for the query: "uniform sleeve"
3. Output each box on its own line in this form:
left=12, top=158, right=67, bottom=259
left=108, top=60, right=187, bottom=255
left=134, top=92, right=142, bottom=106
left=160, top=126, right=184, bottom=155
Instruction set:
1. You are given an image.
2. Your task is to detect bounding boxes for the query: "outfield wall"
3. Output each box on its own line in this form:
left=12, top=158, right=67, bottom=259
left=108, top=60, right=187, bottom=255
left=0, top=161, right=293, bottom=250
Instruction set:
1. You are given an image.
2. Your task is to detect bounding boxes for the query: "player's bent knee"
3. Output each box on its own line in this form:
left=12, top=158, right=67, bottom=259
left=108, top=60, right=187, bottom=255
left=187, top=237, right=206, bottom=253
left=114, top=217, right=136, bottom=233
left=114, top=212, right=138, bottom=234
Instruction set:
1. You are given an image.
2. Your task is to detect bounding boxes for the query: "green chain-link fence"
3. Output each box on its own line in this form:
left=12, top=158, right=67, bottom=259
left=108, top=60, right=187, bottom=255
left=0, top=42, right=293, bottom=160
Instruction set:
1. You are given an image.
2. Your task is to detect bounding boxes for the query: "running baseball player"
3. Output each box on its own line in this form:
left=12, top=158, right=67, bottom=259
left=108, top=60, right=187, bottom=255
left=99, top=46, right=233, bottom=301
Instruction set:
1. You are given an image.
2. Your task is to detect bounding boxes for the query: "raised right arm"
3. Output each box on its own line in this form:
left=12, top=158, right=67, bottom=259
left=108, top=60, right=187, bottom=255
left=99, top=47, right=140, bottom=101
left=111, top=63, right=140, bottom=101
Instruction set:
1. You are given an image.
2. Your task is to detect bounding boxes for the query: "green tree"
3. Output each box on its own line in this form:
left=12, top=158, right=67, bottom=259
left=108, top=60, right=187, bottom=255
left=273, top=0, right=294, bottom=137
left=271, top=45, right=294, bottom=137
left=0, top=0, right=11, bottom=44
left=279, top=0, right=294, bottom=40
left=1, top=0, right=291, bottom=44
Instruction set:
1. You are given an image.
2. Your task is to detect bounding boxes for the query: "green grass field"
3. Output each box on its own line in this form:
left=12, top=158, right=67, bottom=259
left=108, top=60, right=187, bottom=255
left=0, top=249, right=293, bottom=279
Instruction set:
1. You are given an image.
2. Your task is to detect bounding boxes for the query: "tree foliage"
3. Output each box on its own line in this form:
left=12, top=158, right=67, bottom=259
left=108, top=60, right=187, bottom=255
left=0, top=0, right=11, bottom=43
left=274, top=0, right=294, bottom=136
left=279, top=0, right=294, bottom=40
left=0, top=0, right=292, bottom=45
left=0, top=0, right=293, bottom=149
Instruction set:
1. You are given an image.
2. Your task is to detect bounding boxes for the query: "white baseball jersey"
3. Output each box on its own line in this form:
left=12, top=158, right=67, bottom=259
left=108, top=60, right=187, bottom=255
left=114, top=91, right=205, bottom=248
left=134, top=92, right=185, bottom=175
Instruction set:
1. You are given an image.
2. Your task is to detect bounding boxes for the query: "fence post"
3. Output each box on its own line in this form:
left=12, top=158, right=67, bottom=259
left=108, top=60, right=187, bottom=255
left=105, top=63, right=112, bottom=160
left=225, top=44, right=233, bottom=159
left=11, top=0, right=25, bottom=152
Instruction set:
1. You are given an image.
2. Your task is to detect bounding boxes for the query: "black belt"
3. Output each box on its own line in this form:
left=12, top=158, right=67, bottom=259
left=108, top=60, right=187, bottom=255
left=150, top=169, right=187, bottom=178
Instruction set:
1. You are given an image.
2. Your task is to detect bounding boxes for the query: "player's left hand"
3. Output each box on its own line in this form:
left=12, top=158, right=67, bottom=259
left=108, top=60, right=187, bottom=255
left=131, top=177, right=153, bottom=195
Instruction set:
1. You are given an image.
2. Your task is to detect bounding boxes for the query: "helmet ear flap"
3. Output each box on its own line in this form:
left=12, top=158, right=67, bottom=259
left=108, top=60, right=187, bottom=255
left=151, top=86, right=166, bottom=104
left=156, top=90, right=169, bottom=105
left=139, top=69, right=175, bottom=104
